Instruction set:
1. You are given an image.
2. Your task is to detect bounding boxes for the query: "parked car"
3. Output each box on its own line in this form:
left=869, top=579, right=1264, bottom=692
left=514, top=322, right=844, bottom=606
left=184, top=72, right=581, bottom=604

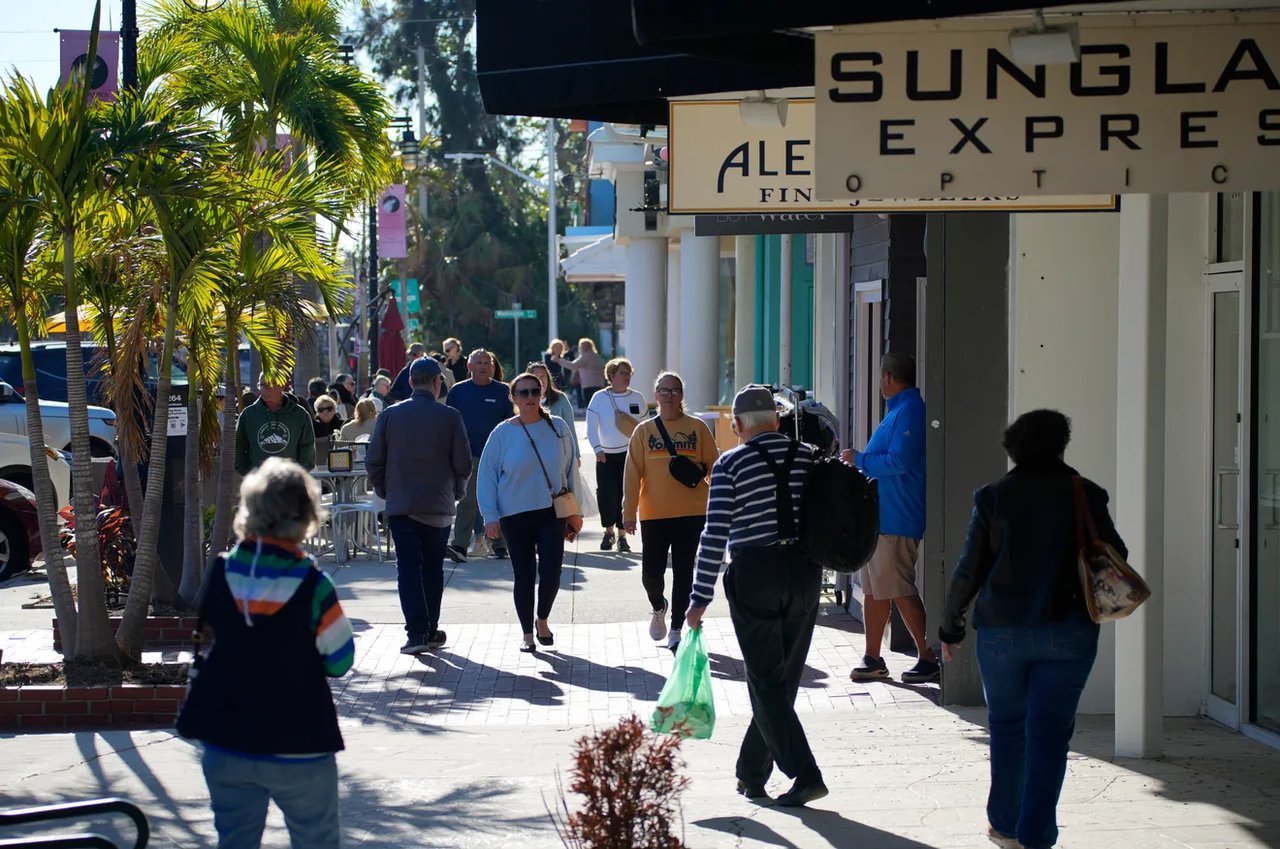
left=0, top=379, right=117, bottom=458
left=0, top=431, right=73, bottom=511
left=0, top=478, right=42, bottom=582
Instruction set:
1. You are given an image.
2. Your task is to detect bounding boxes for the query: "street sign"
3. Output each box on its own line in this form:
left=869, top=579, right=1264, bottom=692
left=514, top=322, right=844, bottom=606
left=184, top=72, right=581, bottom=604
left=495, top=309, right=538, bottom=319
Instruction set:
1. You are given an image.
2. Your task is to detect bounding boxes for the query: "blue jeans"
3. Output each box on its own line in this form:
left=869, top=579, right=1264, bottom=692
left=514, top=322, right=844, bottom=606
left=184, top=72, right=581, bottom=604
left=387, top=515, right=449, bottom=638
left=976, top=617, right=1099, bottom=849
left=201, top=747, right=340, bottom=849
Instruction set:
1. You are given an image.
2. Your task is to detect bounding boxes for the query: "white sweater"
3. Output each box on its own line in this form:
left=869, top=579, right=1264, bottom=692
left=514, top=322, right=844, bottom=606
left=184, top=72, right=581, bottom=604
left=587, top=388, right=647, bottom=454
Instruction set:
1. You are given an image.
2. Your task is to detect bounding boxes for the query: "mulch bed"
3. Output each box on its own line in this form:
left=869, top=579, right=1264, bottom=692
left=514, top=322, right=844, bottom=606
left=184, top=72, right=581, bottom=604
left=0, top=660, right=188, bottom=688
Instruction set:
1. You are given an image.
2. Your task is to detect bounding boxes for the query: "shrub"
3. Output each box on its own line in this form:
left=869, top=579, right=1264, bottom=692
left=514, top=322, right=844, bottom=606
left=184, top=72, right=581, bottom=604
left=550, top=714, right=689, bottom=849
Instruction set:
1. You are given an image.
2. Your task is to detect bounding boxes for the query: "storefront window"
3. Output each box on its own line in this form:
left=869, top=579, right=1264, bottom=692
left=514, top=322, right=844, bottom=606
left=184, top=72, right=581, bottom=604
left=1255, top=192, right=1280, bottom=733
left=1218, top=192, right=1246, bottom=264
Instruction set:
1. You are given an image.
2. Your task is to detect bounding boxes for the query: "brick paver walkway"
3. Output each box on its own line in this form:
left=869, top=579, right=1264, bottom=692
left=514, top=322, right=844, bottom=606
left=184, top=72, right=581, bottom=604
left=2, top=607, right=939, bottom=730
left=331, top=609, right=938, bottom=730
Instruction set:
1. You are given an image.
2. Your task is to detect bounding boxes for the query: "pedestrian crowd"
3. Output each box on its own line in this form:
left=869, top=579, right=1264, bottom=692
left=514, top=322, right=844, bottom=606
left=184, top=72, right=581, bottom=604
left=206, top=344, right=1121, bottom=849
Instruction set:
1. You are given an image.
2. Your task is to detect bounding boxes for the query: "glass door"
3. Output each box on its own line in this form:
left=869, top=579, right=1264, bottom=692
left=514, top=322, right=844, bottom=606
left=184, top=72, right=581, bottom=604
left=1208, top=276, right=1244, bottom=727
left=1254, top=193, right=1280, bottom=734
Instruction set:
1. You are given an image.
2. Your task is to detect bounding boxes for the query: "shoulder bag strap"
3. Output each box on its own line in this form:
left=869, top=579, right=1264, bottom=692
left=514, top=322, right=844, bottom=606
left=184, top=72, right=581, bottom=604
left=1072, top=476, right=1099, bottom=547
left=653, top=416, right=679, bottom=459
left=748, top=439, right=800, bottom=539
left=520, top=420, right=558, bottom=496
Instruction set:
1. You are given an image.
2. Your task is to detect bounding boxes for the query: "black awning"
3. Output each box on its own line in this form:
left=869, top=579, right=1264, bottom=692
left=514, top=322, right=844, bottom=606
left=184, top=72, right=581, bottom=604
left=478, top=1, right=1129, bottom=126
left=476, top=0, right=812, bottom=125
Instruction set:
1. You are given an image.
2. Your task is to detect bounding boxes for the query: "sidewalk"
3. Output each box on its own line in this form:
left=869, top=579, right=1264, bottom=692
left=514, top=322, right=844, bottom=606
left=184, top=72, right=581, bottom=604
left=3, top=599, right=1279, bottom=847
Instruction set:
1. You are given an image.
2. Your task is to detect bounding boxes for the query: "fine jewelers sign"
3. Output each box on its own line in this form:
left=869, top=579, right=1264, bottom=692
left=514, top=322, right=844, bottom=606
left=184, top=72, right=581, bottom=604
left=814, top=13, right=1280, bottom=199
left=669, top=99, right=1114, bottom=213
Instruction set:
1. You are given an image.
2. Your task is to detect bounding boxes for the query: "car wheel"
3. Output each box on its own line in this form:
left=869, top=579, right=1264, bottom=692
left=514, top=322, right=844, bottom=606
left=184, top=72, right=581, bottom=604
left=0, top=508, right=31, bottom=582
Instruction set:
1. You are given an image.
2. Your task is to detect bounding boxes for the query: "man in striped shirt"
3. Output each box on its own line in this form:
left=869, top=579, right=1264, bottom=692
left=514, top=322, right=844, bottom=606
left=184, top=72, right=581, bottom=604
left=685, top=385, right=827, bottom=808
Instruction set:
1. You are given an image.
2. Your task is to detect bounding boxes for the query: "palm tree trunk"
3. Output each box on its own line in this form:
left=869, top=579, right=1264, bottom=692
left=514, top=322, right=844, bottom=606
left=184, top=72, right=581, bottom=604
left=178, top=375, right=203, bottom=602
left=208, top=323, right=239, bottom=562
left=61, top=223, right=114, bottom=661
left=116, top=271, right=181, bottom=660
left=14, top=309, right=78, bottom=658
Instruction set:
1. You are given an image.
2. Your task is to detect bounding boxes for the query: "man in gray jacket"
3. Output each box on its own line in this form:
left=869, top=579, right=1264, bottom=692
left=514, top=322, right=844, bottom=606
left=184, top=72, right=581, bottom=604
left=366, top=357, right=472, bottom=654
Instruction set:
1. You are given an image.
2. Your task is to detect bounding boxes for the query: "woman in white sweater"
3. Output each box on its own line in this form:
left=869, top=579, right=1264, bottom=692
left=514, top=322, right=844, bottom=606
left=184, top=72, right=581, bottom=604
left=586, top=358, right=647, bottom=552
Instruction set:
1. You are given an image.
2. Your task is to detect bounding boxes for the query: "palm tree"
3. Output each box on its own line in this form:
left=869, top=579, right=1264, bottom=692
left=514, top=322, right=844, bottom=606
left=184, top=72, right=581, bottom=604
left=146, top=0, right=394, bottom=383
left=0, top=155, right=81, bottom=655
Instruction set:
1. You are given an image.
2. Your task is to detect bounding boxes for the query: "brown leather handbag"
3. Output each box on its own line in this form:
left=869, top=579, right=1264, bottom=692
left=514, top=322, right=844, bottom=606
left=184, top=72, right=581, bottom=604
left=1072, top=476, right=1151, bottom=623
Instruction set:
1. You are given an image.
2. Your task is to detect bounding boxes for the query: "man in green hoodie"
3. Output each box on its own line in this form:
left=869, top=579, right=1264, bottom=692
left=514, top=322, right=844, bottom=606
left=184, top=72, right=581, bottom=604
left=235, top=375, right=317, bottom=475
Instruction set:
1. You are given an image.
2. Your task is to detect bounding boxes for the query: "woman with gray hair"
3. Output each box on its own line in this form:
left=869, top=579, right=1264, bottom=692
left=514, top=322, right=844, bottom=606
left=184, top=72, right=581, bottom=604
left=178, top=457, right=355, bottom=849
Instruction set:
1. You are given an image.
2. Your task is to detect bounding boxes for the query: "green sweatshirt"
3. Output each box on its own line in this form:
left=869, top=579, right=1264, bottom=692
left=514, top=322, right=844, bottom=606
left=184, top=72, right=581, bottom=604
left=234, top=393, right=316, bottom=474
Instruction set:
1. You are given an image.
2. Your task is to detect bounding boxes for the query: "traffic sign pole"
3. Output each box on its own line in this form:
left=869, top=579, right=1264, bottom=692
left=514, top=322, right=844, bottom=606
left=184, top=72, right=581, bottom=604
left=494, top=305, right=539, bottom=373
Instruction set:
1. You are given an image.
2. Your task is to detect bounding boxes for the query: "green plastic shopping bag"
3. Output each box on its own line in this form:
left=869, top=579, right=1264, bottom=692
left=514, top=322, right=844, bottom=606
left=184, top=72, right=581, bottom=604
left=651, top=626, right=716, bottom=739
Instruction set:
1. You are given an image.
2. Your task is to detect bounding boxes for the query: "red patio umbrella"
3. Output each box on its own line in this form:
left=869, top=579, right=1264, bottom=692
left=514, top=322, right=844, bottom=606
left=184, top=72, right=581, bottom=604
left=378, top=294, right=407, bottom=378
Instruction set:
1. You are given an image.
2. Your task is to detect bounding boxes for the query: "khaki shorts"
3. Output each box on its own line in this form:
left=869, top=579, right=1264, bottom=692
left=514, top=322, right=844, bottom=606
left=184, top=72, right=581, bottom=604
left=863, top=534, right=920, bottom=600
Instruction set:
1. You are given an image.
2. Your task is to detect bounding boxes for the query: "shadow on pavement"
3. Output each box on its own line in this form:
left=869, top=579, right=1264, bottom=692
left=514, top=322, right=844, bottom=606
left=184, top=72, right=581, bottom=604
left=695, top=809, right=936, bottom=848
left=706, top=651, right=830, bottom=689
left=533, top=649, right=667, bottom=702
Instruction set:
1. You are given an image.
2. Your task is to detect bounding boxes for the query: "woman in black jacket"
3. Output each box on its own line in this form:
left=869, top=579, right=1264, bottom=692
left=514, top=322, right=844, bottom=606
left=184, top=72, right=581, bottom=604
left=939, top=409, right=1127, bottom=849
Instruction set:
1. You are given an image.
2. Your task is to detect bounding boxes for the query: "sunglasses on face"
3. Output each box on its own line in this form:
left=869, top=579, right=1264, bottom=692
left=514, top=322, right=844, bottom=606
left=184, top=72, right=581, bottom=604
left=317, top=406, right=335, bottom=413
left=514, top=387, right=541, bottom=398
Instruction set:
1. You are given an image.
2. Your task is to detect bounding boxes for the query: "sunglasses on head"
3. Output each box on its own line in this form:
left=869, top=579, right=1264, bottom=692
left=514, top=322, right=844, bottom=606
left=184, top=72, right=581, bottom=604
left=514, top=387, right=541, bottom=398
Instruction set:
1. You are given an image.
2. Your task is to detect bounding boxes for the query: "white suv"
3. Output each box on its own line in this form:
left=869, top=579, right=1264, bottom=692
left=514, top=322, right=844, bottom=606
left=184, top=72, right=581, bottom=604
left=0, top=430, right=74, bottom=509
left=0, top=380, right=117, bottom=458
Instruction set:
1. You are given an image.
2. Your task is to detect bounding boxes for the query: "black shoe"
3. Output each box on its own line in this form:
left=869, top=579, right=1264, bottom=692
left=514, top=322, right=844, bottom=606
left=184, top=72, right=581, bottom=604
left=600, top=529, right=614, bottom=551
left=492, top=546, right=509, bottom=559
left=446, top=544, right=468, bottom=563
left=617, top=534, right=631, bottom=553
left=400, top=634, right=431, bottom=655
left=901, top=658, right=940, bottom=683
left=849, top=654, right=889, bottom=681
left=427, top=629, right=447, bottom=649
left=536, top=620, right=554, bottom=646
left=519, top=640, right=537, bottom=653
left=736, top=779, right=769, bottom=800
left=775, top=777, right=829, bottom=808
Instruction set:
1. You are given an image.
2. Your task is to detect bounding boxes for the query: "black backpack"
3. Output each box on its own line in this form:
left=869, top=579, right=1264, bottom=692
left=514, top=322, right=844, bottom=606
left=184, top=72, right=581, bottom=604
left=749, top=442, right=879, bottom=574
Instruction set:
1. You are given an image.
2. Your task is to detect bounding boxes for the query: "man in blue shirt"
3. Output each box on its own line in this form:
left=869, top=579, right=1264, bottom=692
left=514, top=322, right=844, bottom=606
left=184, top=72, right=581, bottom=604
left=446, top=349, right=512, bottom=561
left=842, top=353, right=938, bottom=684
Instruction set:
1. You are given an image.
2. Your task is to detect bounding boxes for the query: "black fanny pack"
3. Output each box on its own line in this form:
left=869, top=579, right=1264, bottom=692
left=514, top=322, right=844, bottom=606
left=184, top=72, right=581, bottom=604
left=654, top=416, right=706, bottom=489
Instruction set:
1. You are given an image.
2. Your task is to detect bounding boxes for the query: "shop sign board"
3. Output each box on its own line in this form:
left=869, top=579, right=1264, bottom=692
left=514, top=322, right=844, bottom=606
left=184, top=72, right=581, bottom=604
left=815, top=12, right=1280, bottom=199
left=669, top=99, right=1115, bottom=214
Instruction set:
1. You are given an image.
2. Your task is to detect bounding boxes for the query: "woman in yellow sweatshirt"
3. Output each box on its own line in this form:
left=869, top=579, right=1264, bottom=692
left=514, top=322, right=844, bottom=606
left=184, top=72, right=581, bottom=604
left=623, top=371, right=720, bottom=652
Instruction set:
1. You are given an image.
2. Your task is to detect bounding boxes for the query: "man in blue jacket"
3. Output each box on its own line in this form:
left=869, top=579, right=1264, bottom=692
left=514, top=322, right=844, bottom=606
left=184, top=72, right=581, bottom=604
left=842, top=352, right=938, bottom=684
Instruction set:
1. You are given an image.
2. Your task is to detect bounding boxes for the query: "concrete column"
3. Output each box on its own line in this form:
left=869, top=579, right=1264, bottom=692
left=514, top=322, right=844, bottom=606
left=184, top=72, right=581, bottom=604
left=678, top=232, right=720, bottom=412
left=666, top=240, right=682, bottom=375
left=779, top=234, right=793, bottom=387
left=623, top=236, right=667, bottom=398
left=1114, top=194, right=1167, bottom=758
left=734, top=236, right=757, bottom=388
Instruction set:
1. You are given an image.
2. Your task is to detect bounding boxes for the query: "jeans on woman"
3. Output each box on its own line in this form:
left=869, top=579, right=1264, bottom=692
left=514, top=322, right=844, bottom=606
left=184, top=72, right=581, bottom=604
left=499, top=506, right=566, bottom=634
left=640, top=515, right=704, bottom=631
left=596, top=452, right=626, bottom=529
left=201, top=746, right=340, bottom=849
left=976, top=616, right=1099, bottom=849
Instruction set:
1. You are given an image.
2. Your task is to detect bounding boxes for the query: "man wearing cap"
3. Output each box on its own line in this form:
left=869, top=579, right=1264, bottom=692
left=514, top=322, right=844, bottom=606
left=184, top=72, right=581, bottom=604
left=389, top=342, right=428, bottom=403
left=685, top=385, right=828, bottom=808
left=366, top=357, right=472, bottom=654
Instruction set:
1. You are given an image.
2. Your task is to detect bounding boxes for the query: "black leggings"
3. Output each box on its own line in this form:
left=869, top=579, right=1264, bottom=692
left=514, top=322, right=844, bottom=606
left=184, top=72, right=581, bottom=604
left=641, top=515, right=705, bottom=632
left=596, top=451, right=627, bottom=529
left=499, top=507, right=566, bottom=635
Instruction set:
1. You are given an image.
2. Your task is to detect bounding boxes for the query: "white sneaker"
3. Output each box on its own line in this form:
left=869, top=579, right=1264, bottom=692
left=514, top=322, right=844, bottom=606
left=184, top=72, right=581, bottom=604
left=667, top=629, right=681, bottom=653
left=649, top=601, right=669, bottom=641
left=467, top=537, right=486, bottom=558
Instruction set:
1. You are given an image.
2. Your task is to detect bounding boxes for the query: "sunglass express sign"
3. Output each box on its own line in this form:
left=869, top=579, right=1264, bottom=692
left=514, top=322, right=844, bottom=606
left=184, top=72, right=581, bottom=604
left=814, top=12, right=1280, bottom=199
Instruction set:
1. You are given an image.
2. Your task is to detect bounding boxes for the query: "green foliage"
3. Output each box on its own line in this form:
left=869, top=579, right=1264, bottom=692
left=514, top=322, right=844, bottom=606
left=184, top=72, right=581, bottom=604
left=351, top=0, right=606, bottom=365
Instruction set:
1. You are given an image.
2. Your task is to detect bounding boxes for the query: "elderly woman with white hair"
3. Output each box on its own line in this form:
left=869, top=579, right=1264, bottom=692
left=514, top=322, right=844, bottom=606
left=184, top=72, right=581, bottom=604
left=178, top=457, right=355, bottom=849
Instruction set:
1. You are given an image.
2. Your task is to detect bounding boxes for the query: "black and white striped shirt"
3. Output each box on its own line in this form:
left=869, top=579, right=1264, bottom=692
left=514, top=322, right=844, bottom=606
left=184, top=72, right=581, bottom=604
left=690, top=431, right=815, bottom=608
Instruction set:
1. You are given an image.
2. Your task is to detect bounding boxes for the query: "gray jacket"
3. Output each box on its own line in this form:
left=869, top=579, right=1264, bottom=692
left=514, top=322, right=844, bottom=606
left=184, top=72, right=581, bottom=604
left=366, top=388, right=472, bottom=520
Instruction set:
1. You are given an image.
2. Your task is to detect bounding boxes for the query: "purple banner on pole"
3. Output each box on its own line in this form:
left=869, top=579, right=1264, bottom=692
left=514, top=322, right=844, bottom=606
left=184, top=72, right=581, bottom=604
left=377, top=184, right=408, bottom=259
left=60, top=30, right=119, bottom=102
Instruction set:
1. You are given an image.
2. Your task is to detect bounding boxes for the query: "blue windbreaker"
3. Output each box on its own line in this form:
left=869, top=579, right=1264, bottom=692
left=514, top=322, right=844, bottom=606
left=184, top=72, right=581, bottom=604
left=855, top=387, right=926, bottom=539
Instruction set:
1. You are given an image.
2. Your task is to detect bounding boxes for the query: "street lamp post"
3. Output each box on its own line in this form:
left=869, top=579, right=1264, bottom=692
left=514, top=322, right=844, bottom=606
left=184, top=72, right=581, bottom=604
left=445, top=117, right=559, bottom=343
